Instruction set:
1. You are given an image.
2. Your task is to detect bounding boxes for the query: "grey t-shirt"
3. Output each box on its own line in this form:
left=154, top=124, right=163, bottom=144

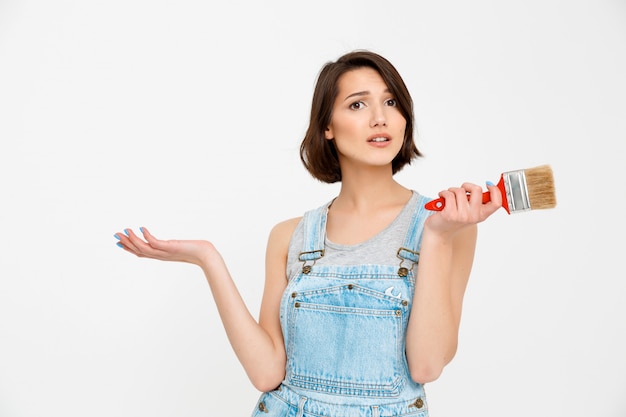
left=286, top=191, right=429, bottom=281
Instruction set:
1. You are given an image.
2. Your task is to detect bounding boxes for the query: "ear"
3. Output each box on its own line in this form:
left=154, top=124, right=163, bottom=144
left=324, top=126, right=334, bottom=140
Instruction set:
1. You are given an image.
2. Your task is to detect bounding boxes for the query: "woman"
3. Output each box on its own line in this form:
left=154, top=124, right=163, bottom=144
left=115, top=50, right=502, bottom=416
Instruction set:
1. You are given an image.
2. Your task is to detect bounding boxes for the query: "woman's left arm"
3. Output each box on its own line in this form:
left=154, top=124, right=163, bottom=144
left=405, top=182, right=502, bottom=384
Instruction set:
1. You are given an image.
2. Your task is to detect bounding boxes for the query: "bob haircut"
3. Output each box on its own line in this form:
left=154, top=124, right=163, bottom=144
left=300, top=50, right=422, bottom=183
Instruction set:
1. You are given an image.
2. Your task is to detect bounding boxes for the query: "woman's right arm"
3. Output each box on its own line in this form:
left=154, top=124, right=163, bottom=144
left=115, top=218, right=300, bottom=392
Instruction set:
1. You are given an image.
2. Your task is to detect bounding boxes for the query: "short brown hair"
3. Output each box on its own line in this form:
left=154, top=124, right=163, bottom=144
left=300, top=50, right=422, bottom=183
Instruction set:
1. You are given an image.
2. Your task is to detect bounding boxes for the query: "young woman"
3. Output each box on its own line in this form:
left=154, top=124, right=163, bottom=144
left=115, top=50, right=502, bottom=416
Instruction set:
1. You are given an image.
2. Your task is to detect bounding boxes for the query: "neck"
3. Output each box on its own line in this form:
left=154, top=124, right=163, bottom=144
left=333, top=165, right=411, bottom=211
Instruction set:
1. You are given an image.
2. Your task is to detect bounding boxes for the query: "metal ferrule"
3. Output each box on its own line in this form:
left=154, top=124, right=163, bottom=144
left=503, top=169, right=531, bottom=213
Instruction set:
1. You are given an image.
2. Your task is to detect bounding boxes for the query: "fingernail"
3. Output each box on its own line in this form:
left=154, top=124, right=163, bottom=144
left=486, top=181, right=495, bottom=187
left=114, top=234, right=121, bottom=240
left=139, top=227, right=145, bottom=234
left=124, top=229, right=130, bottom=236
left=116, top=242, right=124, bottom=248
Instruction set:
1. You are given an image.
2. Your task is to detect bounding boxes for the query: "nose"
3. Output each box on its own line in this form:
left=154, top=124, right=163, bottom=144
left=370, top=105, right=387, bottom=127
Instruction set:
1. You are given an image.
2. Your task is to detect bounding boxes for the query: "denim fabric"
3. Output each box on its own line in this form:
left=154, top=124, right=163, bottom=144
left=252, top=193, right=432, bottom=417
left=251, top=385, right=429, bottom=417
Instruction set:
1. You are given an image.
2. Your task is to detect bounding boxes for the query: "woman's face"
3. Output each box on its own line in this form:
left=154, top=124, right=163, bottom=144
left=325, top=67, right=406, bottom=174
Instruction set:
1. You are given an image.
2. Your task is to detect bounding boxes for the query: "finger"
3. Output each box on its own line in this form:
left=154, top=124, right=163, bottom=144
left=124, top=228, right=145, bottom=247
left=114, top=228, right=142, bottom=253
left=130, top=227, right=176, bottom=259
left=438, top=189, right=457, bottom=212
left=487, top=182, right=503, bottom=207
left=461, top=183, right=484, bottom=206
left=450, top=187, right=470, bottom=211
left=139, top=227, right=172, bottom=253
left=114, top=232, right=131, bottom=251
left=116, top=228, right=156, bottom=257
left=140, top=226, right=159, bottom=245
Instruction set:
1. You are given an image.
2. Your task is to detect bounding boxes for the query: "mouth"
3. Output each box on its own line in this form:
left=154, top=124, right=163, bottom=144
left=367, top=135, right=391, bottom=143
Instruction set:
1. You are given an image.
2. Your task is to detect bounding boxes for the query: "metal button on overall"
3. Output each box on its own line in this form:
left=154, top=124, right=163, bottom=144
left=410, top=398, right=424, bottom=409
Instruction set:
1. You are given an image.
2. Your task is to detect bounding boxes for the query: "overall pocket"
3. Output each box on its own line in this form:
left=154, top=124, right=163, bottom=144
left=287, top=284, right=408, bottom=397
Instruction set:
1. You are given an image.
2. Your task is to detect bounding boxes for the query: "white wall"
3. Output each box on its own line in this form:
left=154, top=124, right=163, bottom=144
left=1, top=0, right=625, bottom=416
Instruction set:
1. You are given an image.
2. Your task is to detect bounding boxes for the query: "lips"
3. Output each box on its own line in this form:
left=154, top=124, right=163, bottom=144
left=367, top=134, right=391, bottom=142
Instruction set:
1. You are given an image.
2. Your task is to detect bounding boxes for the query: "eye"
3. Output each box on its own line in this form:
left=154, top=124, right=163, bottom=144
left=349, top=101, right=366, bottom=110
left=385, top=98, right=397, bottom=107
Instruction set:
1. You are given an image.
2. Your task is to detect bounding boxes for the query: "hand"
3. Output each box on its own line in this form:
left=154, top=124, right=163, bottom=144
left=114, top=227, right=219, bottom=267
left=425, top=182, right=502, bottom=236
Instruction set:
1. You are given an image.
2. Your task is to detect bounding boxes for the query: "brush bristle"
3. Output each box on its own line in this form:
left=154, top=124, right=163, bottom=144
left=525, top=165, right=557, bottom=210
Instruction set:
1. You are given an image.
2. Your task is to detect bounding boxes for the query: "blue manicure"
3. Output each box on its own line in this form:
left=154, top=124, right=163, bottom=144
left=116, top=242, right=124, bottom=248
left=114, top=234, right=121, bottom=240
left=139, top=227, right=145, bottom=234
left=486, top=181, right=495, bottom=187
left=124, top=229, right=130, bottom=236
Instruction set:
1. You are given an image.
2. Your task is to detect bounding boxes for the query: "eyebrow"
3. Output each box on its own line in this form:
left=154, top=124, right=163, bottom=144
left=343, top=89, right=391, bottom=102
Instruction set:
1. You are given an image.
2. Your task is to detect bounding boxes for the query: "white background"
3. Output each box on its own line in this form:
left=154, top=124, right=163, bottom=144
left=1, top=0, right=625, bottom=416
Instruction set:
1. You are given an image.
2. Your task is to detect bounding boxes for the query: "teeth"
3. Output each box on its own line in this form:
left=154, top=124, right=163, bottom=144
left=370, top=137, right=388, bottom=142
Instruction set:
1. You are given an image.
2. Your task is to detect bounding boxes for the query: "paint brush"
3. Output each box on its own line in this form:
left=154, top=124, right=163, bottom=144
left=424, top=164, right=557, bottom=214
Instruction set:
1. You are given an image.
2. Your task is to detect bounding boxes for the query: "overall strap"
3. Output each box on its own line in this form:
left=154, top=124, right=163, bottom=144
left=298, top=204, right=327, bottom=270
left=397, top=194, right=432, bottom=264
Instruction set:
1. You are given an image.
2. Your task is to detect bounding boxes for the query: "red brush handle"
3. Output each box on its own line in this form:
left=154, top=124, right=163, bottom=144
left=424, top=175, right=510, bottom=213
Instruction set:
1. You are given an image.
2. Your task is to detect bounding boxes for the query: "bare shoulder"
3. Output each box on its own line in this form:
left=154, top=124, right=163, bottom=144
left=266, top=217, right=303, bottom=254
left=272, top=217, right=303, bottom=236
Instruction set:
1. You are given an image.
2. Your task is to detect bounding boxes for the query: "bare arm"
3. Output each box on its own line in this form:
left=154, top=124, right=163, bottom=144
left=405, top=182, right=502, bottom=383
left=115, top=218, right=300, bottom=392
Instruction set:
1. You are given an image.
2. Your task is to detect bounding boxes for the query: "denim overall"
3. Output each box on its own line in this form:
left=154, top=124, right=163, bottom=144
left=252, top=193, right=431, bottom=417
